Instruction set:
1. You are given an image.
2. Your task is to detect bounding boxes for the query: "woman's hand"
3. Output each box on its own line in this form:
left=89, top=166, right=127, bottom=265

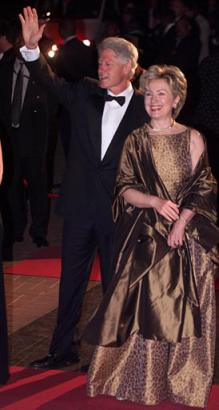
left=167, top=219, right=186, bottom=248
left=152, top=197, right=179, bottom=222
left=19, top=7, right=45, bottom=49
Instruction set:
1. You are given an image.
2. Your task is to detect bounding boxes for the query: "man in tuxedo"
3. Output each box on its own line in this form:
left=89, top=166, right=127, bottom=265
left=0, top=22, right=53, bottom=247
left=19, top=7, right=147, bottom=369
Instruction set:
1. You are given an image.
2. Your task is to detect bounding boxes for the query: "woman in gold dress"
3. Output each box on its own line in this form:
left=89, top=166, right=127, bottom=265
left=85, top=65, right=219, bottom=407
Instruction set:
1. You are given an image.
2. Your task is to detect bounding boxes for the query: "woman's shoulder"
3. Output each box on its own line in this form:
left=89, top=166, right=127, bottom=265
left=189, top=128, right=205, bottom=151
left=174, top=121, right=205, bottom=150
left=185, top=127, right=205, bottom=164
left=174, top=123, right=204, bottom=146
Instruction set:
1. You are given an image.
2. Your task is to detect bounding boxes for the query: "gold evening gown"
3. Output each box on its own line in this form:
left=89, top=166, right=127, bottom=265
left=87, top=129, right=216, bottom=408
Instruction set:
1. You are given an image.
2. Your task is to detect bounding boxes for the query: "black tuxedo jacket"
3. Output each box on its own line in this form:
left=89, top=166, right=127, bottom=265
left=26, top=56, right=148, bottom=229
left=0, top=52, right=56, bottom=158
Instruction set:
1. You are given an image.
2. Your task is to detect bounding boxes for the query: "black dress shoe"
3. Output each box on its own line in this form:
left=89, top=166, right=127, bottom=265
left=30, top=352, right=80, bottom=369
left=33, top=236, right=49, bottom=247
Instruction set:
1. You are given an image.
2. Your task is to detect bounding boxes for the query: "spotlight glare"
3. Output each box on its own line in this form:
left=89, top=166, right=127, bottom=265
left=48, top=50, right=55, bottom=58
left=83, top=39, right=91, bottom=47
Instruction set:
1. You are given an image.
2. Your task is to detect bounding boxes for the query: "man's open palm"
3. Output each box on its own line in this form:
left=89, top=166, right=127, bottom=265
left=19, top=7, right=45, bottom=49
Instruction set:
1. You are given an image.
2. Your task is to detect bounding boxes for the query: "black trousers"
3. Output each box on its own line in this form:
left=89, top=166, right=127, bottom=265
left=9, top=154, right=48, bottom=238
left=49, top=215, right=114, bottom=355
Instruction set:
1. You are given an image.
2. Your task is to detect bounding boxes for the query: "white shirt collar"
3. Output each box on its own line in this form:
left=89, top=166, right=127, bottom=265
left=107, top=83, right=133, bottom=98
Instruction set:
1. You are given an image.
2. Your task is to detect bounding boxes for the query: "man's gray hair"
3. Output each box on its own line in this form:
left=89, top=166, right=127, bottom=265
left=98, top=37, right=138, bottom=79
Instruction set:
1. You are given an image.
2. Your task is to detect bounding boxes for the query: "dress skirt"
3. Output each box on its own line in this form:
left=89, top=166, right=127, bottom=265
left=87, top=239, right=216, bottom=408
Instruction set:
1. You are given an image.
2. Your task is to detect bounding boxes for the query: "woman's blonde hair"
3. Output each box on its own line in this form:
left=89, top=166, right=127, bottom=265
left=140, top=65, right=187, bottom=118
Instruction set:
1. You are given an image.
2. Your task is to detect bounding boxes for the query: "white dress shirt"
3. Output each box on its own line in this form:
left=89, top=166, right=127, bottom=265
left=20, top=45, right=40, bottom=61
left=101, top=84, right=133, bottom=159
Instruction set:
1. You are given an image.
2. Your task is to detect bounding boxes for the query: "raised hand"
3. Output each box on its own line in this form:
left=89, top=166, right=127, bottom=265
left=19, top=7, right=45, bottom=49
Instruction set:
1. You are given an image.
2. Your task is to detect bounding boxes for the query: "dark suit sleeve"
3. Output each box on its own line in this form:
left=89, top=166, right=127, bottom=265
left=25, top=54, right=83, bottom=109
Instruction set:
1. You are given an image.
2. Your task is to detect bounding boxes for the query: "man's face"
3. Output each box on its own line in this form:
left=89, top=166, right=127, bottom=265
left=98, top=48, right=130, bottom=94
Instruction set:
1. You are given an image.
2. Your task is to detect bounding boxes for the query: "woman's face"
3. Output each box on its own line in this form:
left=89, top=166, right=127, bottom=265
left=144, top=78, right=179, bottom=121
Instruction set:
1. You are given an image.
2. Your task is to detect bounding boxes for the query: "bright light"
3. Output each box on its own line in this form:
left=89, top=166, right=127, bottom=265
left=83, top=39, right=91, bottom=47
left=48, top=50, right=55, bottom=58
left=51, top=44, right=58, bottom=51
left=46, top=11, right=51, bottom=17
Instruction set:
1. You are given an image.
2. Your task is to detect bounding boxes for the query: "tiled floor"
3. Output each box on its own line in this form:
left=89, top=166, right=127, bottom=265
left=7, top=277, right=100, bottom=370
left=5, top=275, right=59, bottom=335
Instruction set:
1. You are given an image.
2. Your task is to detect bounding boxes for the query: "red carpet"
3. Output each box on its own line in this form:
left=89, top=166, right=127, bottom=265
left=0, top=366, right=218, bottom=410
left=4, top=247, right=101, bottom=281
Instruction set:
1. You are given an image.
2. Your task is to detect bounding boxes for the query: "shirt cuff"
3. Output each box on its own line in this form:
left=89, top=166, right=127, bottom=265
left=20, top=45, right=40, bottom=61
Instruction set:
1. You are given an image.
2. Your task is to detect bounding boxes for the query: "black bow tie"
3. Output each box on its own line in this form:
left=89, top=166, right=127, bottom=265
left=104, top=94, right=125, bottom=106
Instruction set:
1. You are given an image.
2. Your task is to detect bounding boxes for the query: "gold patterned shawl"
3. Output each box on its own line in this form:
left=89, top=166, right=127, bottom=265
left=84, top=127, right=219, bottom=347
